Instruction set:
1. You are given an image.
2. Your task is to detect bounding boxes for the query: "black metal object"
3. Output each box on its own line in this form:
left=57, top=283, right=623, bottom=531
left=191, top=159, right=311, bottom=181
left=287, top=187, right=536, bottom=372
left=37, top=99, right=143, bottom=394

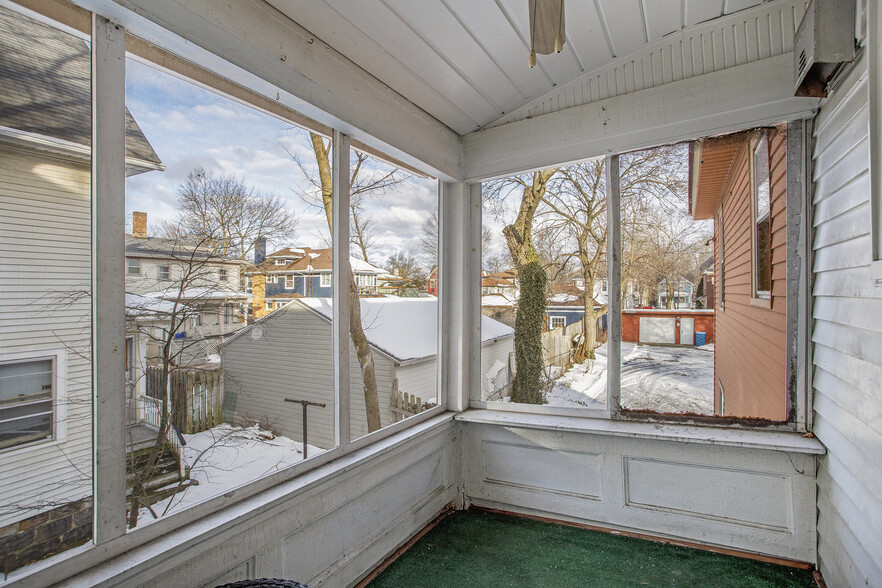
left=214, top=579, right=309, bottom=588
left=283, top=398, right=326, bottom=459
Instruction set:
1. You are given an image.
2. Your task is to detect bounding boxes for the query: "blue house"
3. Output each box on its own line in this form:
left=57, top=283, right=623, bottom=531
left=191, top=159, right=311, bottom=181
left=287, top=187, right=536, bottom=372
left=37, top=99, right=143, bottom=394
left=246, top=245, right=387, bottom=315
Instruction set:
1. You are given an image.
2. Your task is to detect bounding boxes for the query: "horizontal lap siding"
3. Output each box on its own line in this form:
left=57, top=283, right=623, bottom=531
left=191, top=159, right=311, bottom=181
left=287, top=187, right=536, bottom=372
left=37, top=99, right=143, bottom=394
left=0, top=146, right=92, bottom=526
left=221, top=305, right=396, bottom=450
left=714, top=128, right=788, bottom=419
left=811, top=49, right=882, bottom=588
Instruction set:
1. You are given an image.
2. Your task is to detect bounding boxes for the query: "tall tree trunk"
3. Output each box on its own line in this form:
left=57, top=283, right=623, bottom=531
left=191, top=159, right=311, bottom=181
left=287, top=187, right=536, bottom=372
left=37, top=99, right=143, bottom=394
left=310, top=133, right=382, bottom=432
left=503, top=170, right=556, bottom=404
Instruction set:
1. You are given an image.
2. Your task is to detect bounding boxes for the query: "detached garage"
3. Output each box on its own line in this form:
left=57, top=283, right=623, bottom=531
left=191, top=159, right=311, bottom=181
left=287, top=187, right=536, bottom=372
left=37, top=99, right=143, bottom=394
left=622, top=309, right=715, bottom=345
left=221, top=297, right=513, bottom=448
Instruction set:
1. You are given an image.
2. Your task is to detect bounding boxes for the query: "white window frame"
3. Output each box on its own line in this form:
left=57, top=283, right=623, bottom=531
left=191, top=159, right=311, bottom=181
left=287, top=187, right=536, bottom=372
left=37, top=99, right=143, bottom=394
left=0, top=2, right=448, bottom=566
left=320, top=272, right=331, bottom=287
left=548, top=316, right=566, bottom=330
left=750, top=130, right=773, bottom=304
left=219, top=268, right=228, bottom=282
left=158, top=265, right=170, bottom=280
left=127, top=258, right=140, bottom=275
left=869, top=0, right=882, bottom=284
left=274, top=258, right=286, bottom=266
left=0, top=349, right=68, bottom=454
left=285, top=274, right=294, bottom=288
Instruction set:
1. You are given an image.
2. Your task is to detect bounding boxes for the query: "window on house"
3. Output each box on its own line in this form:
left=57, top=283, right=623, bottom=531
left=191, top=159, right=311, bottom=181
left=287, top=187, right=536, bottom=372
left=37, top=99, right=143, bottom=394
left=286, top=274, right=294, bottom=288
left=549, top=316, right=566, bottom=330
left=158, top=265, right=170, bottom=280
left=753, top=131, right=772, bottom=300
left=195, top=313, right=202, bottom=326
left=266, top=301, right=272, bottom=311
left=246, top=276, right=253, bottom=291
left=0, top=358, right=54, bottom=450
left=275, top=259, right=286, bottom=265
left=320, top=273, right=331, bottom=287
left=219, top=268, right=228, bottom=282
left=128, top=258, right=140, bottom=275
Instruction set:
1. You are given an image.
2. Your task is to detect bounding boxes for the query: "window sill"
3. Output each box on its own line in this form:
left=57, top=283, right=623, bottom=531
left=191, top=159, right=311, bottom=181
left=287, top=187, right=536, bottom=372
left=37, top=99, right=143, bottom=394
left=455, top=409, right=826, bottom=455
left=749, top=296, right=772, bottom=308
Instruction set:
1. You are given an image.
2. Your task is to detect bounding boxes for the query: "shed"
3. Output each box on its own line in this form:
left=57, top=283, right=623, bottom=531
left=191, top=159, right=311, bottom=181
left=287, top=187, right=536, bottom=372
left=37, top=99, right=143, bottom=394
left=220, top=297, right=513, bottom=448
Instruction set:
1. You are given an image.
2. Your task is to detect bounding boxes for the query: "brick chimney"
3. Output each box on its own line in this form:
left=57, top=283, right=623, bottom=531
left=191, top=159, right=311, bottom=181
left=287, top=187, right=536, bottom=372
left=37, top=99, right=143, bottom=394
left=132, top=211, right=147, bottom=238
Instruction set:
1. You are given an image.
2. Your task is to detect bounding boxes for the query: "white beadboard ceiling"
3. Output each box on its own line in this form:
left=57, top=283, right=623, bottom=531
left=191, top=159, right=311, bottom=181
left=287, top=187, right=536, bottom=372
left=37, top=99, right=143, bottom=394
left=266, top=0, right=804, bottom=135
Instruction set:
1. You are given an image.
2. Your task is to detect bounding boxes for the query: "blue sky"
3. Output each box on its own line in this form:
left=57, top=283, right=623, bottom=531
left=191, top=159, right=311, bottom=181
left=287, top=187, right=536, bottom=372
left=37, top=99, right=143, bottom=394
left=124, top=57, right=438, bottom=265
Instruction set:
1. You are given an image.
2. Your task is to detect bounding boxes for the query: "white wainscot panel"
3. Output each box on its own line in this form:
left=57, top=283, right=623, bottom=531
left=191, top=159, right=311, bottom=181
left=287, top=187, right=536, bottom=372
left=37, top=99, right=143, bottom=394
left=623, top=458, right=793, bottom=533
left=461, top=421, right=817, bottom=563
left=482, top=440, right=602, bottom=501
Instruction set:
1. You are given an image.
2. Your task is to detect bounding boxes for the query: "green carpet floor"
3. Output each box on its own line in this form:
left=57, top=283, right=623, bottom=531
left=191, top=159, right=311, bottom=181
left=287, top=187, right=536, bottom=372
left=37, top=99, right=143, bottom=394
left=368, top=510, right=816, bottom=588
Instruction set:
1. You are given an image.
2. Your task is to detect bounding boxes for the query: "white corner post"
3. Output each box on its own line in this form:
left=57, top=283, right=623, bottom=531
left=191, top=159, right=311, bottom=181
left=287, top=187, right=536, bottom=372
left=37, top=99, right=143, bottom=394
left=440, top=181, right=481, bottom=412
left=332, top=130, right=351, bottom=448
left=92, top=13, right=127, bottom=544
left=606, top=155, right=622, bottom=413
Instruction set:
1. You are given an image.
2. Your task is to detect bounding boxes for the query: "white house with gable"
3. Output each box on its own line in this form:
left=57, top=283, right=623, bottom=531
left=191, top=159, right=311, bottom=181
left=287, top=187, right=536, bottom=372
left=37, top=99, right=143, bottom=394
left=220, top=298, right=514, bottom=448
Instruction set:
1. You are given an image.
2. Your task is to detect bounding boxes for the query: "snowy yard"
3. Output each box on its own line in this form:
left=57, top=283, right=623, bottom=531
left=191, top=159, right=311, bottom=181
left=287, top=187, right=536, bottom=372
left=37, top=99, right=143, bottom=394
left=140, top=424, right=322, bottom=521
left=547, top=342, right=715, bottom=414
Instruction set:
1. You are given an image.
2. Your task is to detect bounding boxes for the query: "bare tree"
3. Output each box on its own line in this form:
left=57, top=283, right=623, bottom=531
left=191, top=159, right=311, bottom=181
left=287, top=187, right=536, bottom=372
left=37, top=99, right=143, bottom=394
left=294, top=133, right=410, bottom=433
left=385, top=250, right=427, bottom=295
left=421, top=207, right=493, bottom=268
left=288, top=137, right=408, bottom=263
left=160, top=168, right=297, bottom=260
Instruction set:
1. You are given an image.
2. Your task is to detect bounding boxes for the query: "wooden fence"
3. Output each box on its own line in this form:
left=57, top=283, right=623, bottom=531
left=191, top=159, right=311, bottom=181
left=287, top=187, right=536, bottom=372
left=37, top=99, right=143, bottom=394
left=390, top=382, right=427, bottom=423
left=146, top=366, right=223, bottom=434
left=542, top=318, right=585, bottom=367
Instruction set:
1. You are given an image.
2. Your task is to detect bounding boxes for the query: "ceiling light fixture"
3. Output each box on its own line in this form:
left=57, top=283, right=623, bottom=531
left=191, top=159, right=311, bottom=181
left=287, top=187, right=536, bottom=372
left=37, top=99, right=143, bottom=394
left=529, top=0, right=566, bottom=68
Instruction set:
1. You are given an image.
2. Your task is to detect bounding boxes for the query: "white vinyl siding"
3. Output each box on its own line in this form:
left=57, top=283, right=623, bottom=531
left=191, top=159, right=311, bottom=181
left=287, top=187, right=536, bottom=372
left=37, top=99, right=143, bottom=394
left=221, top=303, right=397, bottom=449
left=812, top=52, right=882, bottom=588
left=0, top=146, right=92, bottom=526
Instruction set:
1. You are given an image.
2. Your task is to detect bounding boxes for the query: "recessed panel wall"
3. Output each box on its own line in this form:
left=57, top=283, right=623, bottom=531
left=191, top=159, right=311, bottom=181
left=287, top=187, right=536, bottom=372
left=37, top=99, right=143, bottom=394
left=460, top=420, right=817, bottom=563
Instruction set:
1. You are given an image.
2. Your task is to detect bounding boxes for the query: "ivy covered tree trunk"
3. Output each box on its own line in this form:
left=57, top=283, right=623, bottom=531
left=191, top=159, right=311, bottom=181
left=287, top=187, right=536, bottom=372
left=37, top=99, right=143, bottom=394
left=512, top=259, right=547, bottom=404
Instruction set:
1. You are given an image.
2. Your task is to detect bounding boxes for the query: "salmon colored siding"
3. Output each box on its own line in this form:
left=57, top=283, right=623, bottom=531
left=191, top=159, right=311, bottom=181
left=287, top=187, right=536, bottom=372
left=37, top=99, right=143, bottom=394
left=713, top=126, right=788, bottom=420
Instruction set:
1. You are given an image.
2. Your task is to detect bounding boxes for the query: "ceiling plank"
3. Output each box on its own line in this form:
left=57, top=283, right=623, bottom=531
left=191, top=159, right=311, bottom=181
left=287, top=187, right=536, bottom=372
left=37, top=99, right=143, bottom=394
left=643, top=0, right=682, bottom=42
left=266, top=0, right=481, bottom=133
left=598, top=0, right=647, bottom=58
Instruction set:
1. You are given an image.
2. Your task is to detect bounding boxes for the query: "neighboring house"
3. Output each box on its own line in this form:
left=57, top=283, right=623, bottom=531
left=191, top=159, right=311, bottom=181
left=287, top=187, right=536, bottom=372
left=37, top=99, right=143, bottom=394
left=221, top=298, right=514, bottom=446
left=545, top=284, right=604, bottom=331
left=126, top=213, right=250, bottom=337
left=481, top=293, right=516, bottom=328
left=425, top=267, right=438, bottom=296
left=246, top=245, right=387, bottom=319
left=656, top=276, right=695, bottom=309
left=690, top=125, right=787, bottom=420
left=0, top=4, right=162, bottom=560
left=481, top=270, right=518, bottom=298
left=696, top=256, right=715, bottom=309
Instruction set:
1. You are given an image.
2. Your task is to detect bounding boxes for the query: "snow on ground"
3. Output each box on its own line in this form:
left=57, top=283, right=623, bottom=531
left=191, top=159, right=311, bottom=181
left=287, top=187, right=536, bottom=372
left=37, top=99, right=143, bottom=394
left=141, top=424, right=323, bottom=521
left=546, top=342, right=715, bottom=414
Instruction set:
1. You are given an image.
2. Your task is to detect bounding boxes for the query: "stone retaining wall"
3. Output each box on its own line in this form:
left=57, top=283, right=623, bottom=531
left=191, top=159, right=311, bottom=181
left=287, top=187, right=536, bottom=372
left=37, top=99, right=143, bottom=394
left=0, top=497, right=92, bottom=574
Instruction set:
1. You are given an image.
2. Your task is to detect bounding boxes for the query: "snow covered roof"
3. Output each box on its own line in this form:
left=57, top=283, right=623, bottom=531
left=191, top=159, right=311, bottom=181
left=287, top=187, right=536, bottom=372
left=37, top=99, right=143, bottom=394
left=146, top=287, right=252, bottom=302
left=125, top=292, right=193, bottom=318
left=227, top=297, right=513, bottom=363
left=482, top=294, right=515, bottom=307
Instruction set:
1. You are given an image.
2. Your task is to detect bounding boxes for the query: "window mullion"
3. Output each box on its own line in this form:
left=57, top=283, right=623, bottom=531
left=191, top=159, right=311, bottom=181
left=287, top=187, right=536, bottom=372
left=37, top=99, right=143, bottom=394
left=91, top=13, right=127, bottom=545
left=606, top=154, right=622, bottom=414
left=332, top=130, right=351, bottom=449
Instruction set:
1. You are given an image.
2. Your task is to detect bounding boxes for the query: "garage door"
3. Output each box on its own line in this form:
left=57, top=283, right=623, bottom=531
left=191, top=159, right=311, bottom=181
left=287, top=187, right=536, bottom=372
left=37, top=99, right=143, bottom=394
left=639, top=317, right=676, bottom=344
